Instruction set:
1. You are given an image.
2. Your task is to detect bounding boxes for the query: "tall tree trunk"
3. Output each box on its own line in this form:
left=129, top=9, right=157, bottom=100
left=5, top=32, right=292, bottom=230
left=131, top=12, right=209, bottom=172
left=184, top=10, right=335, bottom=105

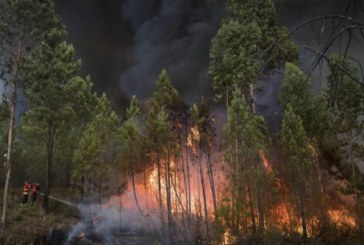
left=165, top=153, right=173, bottom=244
left=43, top=121, right=55, bottom=214
left=184, top=114, right=191, bottom=220
left=131, top=170, right=143, bottom=215
left=179, top=132, right=188, bottom=221
left=298, top=187, right=308, bottom=243
left=198, top=153, right=209, bottom=237
left=1, top=31, right=23, bottom=227
left=157, top=154, right=165, bottom=241
left=205, top=145, right=217, bottom=222
left=257, top=160, right=264, bottom=233
left=247, top=182, right=256, bottom=234
left=315, top=156, right=327, bottom=234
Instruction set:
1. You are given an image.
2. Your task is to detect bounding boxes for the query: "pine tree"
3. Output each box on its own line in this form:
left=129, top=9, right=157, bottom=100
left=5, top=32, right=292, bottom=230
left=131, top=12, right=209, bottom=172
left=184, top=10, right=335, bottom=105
left=0, top=0, right=64, bottom=225
left=22, top=32, right=98, bottom=212
left=119, top=95, right=146, bottom=214
left=147, top=69, right=183, bottom=244
left=72, top=94, right=120, bottom=205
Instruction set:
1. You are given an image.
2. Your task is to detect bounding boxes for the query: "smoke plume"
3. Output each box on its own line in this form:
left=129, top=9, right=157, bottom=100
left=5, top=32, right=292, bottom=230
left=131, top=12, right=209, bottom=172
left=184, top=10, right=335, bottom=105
left=120, top=0, right=225, bottom=103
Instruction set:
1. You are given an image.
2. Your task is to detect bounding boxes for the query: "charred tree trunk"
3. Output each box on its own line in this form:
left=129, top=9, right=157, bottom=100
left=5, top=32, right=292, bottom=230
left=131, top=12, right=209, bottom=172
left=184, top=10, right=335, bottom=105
left=1, top=31, right=23, bottom=227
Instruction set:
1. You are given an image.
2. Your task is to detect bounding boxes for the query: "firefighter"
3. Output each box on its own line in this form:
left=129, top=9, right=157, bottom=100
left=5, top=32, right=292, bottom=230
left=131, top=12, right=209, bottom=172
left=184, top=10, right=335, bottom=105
left=22, top=181, right=31, bottom=205
left=30, top=182, right=40, bottom=205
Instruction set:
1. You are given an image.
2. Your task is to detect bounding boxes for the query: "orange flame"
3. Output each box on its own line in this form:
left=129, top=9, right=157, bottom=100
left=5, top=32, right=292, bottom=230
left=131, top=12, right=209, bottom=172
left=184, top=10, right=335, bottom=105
left=259, top=149, right=272, bottom=173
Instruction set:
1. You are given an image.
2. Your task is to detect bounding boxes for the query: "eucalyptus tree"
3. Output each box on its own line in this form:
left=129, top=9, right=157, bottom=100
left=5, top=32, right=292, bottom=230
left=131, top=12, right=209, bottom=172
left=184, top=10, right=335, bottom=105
left=280, top=106, right=315, bottom=243
left=0, top=0, right=64, bottom=225
left=279, top=62, right=331, bottom=233
left=327, top=54, right=364, bottom=232
left=223, top=88, right=270, bottom=235
left=209, top=0, right=298, bottom=110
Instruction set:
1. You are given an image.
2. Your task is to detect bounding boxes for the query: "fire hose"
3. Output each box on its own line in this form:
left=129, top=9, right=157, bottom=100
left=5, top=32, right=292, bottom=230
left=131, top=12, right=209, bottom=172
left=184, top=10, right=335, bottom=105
left=39, top=192, right=77, bottom=207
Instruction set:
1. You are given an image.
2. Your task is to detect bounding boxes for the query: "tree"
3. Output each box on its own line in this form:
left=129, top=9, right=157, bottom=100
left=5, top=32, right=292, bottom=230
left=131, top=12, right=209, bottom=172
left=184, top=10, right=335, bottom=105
left=0, top=0, right=64, bottom=226
left=147, top=69, right=183, bottom=244
left=209, top=0, right=298, bottom=110
left=190, top=98, right=218, bottom=230
left=280, top=106, right=315, bottom=242
left=327, top=54, right=364, bottom=232
left=279, top=62, right=333, bottom=140
left=21, top=32, right=92, bottom=213
left=222, top=88, right=271, bottom=236
left=73, top=94, right=120, bottom=205
left=119, top=95, right=146, bottom=214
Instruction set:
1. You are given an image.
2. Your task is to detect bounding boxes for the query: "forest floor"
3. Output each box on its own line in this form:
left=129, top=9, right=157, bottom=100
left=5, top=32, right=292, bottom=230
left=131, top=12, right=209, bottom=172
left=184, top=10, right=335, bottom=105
left=0, top=188, right=80, bottom=244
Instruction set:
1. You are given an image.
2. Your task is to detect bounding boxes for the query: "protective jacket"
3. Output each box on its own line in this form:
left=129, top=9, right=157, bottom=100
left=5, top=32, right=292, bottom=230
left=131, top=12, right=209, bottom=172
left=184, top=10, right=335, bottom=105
left=23, top=182, right=31, bottom=195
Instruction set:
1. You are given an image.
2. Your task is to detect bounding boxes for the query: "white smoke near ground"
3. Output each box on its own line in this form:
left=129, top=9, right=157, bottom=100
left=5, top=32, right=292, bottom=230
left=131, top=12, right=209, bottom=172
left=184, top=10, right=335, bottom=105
left=65, top=201, right=161, bottom=245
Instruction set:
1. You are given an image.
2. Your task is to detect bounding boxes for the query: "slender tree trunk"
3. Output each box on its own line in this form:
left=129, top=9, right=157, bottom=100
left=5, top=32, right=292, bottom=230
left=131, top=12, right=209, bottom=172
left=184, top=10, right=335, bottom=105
left=199, top=154, right=209, bottom=237
left=179, top=132, right=188, bottom=220
left=185, top=115, right=191, bottom=220
left=131, top=170, right=143, bottom=215
left=43, top=121, right=55, bottom=214
left=257, top=160, right=264, bottom=233
left=1, top=31, right=23, bottom=227
left=157, top=154, right=165, bottom=241
left=315, top=156, right=327, bottom=234
left=298, top=187, right=308, bottom=243
left=247, top=182, right=256, bottom=234
left=205, top=145, right=217, bottom=222
left=166, top=153, right=173, bottom=245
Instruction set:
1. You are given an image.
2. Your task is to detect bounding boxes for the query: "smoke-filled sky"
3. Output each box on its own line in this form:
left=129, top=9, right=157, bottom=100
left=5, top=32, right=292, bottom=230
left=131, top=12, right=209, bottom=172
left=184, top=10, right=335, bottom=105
left=54, top=0, right=364, bottom=117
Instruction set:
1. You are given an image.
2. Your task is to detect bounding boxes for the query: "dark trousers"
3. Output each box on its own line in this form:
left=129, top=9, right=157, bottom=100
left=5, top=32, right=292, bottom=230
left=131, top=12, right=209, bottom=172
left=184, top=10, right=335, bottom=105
left=31, top=194, right=37, bottom=204
left=22, top=194, right=29, bottom=204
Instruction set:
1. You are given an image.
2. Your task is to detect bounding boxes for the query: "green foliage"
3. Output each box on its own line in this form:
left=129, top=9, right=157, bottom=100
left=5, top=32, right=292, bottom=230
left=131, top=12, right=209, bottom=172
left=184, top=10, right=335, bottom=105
left=226, top=0, right=298, bottom=68
left=279, top=62, right=333, bottom=139
left=0, top=0, right=65, bottom=86
left=73, top=94, right=120, bottom=183
left=209, top=0, right=298, bottom=103
left=326, top=54, right=364, bottom=169
left=209, top=21, right=262, bottom=99
left=119, top=96, right=146, bottom=174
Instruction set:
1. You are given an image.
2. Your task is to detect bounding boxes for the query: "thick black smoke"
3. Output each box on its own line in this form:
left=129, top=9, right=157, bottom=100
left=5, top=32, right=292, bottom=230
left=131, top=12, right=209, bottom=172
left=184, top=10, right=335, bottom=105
left=120, top=0, right=225, bottom=103
left=54, top=0, right=364, bottom=121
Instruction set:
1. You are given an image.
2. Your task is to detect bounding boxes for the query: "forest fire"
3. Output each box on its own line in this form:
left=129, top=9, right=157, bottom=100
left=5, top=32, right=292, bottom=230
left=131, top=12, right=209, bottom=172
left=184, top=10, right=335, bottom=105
left=259, top=149, right=272, bottom=173
left=328, top=209, right=356, bottom=228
